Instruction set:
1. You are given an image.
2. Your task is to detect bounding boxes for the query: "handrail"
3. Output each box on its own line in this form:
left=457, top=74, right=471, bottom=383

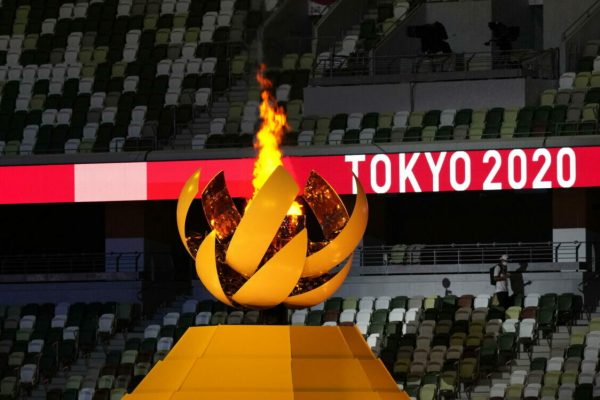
left=257, top=0, right=292, bottom=61
left=560, top=0, right=600, bottom=72
left=312, top=49, right=559, bottom=80
left=313, top=0, right=370, bottom=55
left=0, top=251, right=164, bottom=274
left=360, top=241, right=587, bottom=267
left=376, top=0, right=426, bottom=49
left=313, top=0, right=344, bottom=32
left=562, top=0, right=600, bottom=41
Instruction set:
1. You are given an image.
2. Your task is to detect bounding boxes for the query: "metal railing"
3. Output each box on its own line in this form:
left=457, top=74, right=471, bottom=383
left=313, top=0, right=370, bottom=55
left=562, top=0, right=600, bottom=41
left=312, top=49, right=560, bottom=80
left=377, top=0, right=426, bottom=44
left=0, top=252, right=144, bottom=275
left=561, top=0, right=600, bottom=72
left=360, top=241, right=585, bottom=267
left=0, top=243, right=588, bottom=277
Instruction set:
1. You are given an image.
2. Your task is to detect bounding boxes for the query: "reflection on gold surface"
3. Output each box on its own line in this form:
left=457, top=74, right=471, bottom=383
left=177, top=166, right=368, bottom=309
left=304, top=171, right=349, bottom=241
left=201, top=171, right=241, bottom=241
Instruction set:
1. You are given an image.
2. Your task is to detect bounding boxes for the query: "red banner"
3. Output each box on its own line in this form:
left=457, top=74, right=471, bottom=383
left=0, top=146, right=599, bottom=204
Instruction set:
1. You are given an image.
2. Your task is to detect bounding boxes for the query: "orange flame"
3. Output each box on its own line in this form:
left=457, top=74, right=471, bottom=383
left=252, top=64, right=302, bottom=216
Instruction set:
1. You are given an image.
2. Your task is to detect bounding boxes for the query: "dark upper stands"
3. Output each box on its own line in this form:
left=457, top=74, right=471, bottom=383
left=0, top=0, right=280, bottom=155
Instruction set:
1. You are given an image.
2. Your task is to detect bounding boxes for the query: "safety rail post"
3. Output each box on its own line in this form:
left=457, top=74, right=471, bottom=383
left=359, top=248, right=363, bottom=267
left=135, top=252, right=142, bottom=272
left=480, top=245, right=484, bottom=265
left=529, top=248, right=533, bottom=263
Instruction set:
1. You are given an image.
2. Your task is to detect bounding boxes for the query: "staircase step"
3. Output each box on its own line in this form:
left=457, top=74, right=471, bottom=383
left=571, top=325, right=589, bottom=334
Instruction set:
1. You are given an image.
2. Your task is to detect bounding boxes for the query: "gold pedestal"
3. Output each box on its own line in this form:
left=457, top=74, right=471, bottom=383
left=125, top=325, right=409, bottom=400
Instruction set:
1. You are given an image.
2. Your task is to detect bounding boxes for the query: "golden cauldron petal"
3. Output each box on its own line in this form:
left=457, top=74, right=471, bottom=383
left=303, top=171, right=349, bottom=240
left=201, top=171, right=241, bottom=241
left=300, top=175, right=368, bottom=278
left=196, top=230, right=234, bottom=307
left=283, top=255, right=353, bottom=308
left=226, top=165, right=299, bottom=278
left=176, top=169, right=201, bottom=258
left=232, top=229, right=307, bottom=309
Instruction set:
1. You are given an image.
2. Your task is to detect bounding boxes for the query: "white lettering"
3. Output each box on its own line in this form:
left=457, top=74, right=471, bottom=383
left=532, top=148, right=552, bottom=189
left=425, top=152, right=447, bottom=192
left=508, top=149, right=527, bottom=189
left=399, top=153, right=421, bottom=193
left=370, top=154, right=392, bottom=193
left=450, top=151, right=471, bottom=191
left=483, top=150, right=502, bottom=190
left=557, top=147, right=576, bottom=188
left=344, top=154, right=366, bottom=194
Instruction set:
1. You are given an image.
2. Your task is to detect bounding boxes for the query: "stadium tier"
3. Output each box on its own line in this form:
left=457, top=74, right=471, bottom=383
left=2, top=0, right=600, bottom=399
left=0, top=292, right=599, bottom=400
left=0, top=0, right=280, bottom=154
left=2, top=0, right=598, bottom=154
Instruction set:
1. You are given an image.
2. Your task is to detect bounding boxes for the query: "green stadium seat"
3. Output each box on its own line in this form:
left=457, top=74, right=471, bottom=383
left=372, top=113, right=391, bottom=130
left=584, top=87, right=600, bottom=103
left=482, top=124, right=500, bottom=139
left=361, top=112, right=379, bottom=129
left=342, top=129, right=360, bottom=144
left=574, top=72, right=591, bottom=89
left=468, top=125, right=483, bottom=140
left=421, top=126, right=436, bottom=141
left=329, top=114, right=347, bottom=131
left=540, top=89, right=557, bottom=106
left=590, top=72, right=600, bottom=88
left=403, top=127, right=422, bottom=141
left=435, top=125, right=453, bottom=140
left=422, top=110, right=440, bottom=126
left=578, top=56, right=595, bottom=72
left=408, top=111, right=424, bottom=127
left=486, top=107, right=504, bottom=127
left=305, top=311, right=323, bottom=326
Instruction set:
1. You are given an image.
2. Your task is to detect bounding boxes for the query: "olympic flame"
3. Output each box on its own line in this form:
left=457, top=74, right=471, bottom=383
left=175, top=65, right=369, bottom=310
left=252, top=64, right=302, bottom=216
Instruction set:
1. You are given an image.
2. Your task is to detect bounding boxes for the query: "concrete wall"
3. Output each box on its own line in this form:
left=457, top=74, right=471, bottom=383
left=304, top=83, right=411, bottom=115
left=525, top=78, right=557, bottom=106
left=304, top=78, right=532, bottom=116
left=412, top=78, right=527, bottom=111
left=0, top=281, right=142, bottom=304
left=543, top=0, right=596, bottom=50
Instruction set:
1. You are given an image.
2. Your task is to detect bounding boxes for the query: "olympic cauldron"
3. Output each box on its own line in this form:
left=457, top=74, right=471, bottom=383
left=176, top=166, right=368, bottom=309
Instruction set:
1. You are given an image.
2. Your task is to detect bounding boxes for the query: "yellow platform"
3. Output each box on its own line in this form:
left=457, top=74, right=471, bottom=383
left=125, top=325, right=409, bottom=400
